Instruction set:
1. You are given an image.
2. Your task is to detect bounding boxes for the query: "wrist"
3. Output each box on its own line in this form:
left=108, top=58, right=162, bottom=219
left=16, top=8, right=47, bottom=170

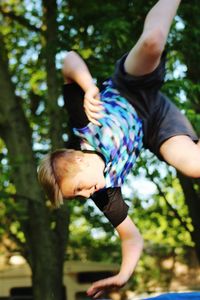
left=84, top=82, right=98, bottom=92
left=84, top=84, right=100, bottom=98
left=117, top=272, right=130, bottom=285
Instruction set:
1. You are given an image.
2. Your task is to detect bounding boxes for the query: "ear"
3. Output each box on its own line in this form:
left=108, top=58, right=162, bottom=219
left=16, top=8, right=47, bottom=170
left=75, top=153, right=89, bottom=167
left=75, top=154, right=86, bottom=166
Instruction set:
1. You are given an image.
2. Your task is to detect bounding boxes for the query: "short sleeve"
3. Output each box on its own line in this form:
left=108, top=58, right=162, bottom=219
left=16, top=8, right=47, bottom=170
left=112, top=51, right=167, bottom=92
left=91, top=187, right=129, bottom=227
left=63, top=83, right=89, bottom=128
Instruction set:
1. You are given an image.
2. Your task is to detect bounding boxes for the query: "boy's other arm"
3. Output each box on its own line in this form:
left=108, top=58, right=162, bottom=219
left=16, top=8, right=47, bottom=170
left=87, top=216, right=143, bottom=299
left=116, top=215, right=144, bottom=282
left=62, top=51, right=103, bottom=126
left=125, top=0, right=181, bottom=76
left=62, top=51, right=94, bottom=89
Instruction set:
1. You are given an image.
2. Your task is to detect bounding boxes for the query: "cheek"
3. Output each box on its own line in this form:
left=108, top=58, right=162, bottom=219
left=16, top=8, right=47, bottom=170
left=95, top=171, right=104, bottom=184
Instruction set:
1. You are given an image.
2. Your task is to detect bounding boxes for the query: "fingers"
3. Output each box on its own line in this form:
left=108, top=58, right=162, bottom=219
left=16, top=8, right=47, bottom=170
left=87, top=276, right=119, bottom=298
left=84, top=97, right=104, bottom=126
left=87, top=274, right=127, bottom=298
left=87, top=280, right=106, bottom=298
left=93, top=290, right=104, bottom=299
left=87, top=117, right=101, bottom=126
left=84, top=97, right=103, bottom=112
left=84, top=85, right=105, bottom=126
left=87, top=287, right=104, bottom=299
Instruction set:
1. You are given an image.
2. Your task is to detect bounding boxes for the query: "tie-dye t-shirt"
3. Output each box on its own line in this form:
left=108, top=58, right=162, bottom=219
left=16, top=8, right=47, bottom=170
left=73, top=79, right=143, bottom=187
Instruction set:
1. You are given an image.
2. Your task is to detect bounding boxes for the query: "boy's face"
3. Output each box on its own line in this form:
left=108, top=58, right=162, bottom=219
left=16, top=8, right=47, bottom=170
left=60, top=154, right=106, bottom=199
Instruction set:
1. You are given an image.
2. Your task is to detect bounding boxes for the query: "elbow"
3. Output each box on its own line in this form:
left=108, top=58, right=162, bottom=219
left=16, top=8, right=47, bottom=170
left=130, top=226, right=144, bottom=250
left=132, top=225, right=144, bottom=251
left=142, top=28, right=166, bottom=57
left=63, top=51, right=77, bottom=68
left=62, top=51, right=77, bottom=81
left=136, top=231, right=144, bottom=250
left=64, top=50, right=77, bottom=60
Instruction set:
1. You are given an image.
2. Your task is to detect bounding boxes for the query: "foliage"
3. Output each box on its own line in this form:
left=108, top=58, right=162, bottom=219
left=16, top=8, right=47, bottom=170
left=0, top=0, right=200, bottom=297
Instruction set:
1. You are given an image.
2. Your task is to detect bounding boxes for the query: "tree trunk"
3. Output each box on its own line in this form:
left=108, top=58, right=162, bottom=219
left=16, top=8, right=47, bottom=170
left=177, top=173, right=200, bottom=262
left=41, top=0, right=72, bottom=297
left=175, top=2, right=200, bottom=263
left=0, top=31, right=69, bottom=300
left=42, top=0, right=63, bottom=149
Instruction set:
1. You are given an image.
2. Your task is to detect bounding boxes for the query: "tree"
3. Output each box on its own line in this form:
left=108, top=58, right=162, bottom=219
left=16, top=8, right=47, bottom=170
left=164, top=1, right=200, bottom=261
left=0, top=0, right=200, bottom=299
left=0, top=1, right=69, bottom=299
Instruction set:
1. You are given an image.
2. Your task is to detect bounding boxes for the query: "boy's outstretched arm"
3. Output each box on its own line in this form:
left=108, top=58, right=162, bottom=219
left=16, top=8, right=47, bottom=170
left=62, top=51, right=103, bottom=125
left=87, top=216, right=143, bottom=299
left=125, top=0, right=181, bottom=76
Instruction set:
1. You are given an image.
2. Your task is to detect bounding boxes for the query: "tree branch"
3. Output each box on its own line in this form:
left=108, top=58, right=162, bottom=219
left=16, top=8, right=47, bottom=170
left=0, top=190, right=40, bottom=204
left=0, top=6, right=41, bottom=33
left=144, top=165, right=192, bottom=233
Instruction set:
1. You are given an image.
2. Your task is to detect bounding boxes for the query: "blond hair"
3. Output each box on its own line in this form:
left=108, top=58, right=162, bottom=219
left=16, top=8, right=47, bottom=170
left=38, top=149, right=83, bottom=207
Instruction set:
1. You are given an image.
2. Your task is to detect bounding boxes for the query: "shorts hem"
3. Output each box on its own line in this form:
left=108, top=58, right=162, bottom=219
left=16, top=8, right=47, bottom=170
left=155, top=132, right=199, bottom=161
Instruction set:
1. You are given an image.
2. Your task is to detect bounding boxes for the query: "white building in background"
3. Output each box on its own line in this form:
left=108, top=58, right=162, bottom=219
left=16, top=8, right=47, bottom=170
left=0, top=256, right=118, bottom=300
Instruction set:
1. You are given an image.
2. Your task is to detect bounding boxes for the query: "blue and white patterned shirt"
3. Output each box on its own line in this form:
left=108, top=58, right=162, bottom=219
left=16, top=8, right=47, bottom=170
left=73, top=79, right=143, bottom=188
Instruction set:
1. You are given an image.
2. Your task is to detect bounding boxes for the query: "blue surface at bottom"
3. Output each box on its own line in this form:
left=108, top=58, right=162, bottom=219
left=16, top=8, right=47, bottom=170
left=144, top=292, right=200, bottom=299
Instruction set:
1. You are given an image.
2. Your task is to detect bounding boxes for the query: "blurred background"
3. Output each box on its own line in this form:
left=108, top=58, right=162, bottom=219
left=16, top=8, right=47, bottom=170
left=0, top=0, right=200, bottom=299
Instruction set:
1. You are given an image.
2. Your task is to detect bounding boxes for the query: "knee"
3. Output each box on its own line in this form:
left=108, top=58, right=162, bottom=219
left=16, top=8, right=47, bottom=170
left=142, top=28, right=166, bottom=57
left=181, top=161, right=200, bottom=178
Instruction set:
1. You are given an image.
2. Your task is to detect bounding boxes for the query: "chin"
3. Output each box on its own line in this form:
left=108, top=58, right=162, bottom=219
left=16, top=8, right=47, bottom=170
left=98, top=182, right=105, bottom=190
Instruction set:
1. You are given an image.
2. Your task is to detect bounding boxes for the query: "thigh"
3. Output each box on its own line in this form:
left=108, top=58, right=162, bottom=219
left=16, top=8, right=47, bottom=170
left=160, top=135, right=200, bottom=178
left=148, top=93, right=198, bottom=159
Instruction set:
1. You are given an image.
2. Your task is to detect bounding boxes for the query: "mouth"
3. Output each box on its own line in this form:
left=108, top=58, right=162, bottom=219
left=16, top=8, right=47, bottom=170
left=89, top=185, right=98, bottom=197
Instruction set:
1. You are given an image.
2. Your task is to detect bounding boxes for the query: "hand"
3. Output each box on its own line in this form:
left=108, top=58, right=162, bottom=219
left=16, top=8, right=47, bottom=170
left=84, top=85, right=104, bottom=126
left=86, top=273, right=126, bottom=299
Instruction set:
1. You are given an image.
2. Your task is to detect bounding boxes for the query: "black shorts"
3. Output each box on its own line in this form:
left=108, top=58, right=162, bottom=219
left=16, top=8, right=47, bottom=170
left=112, top=52, right=198, bottom=160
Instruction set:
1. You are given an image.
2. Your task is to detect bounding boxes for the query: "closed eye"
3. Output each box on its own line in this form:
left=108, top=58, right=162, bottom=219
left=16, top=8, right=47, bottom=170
left=74, top=185, right=82, bottom=195
left=76, top=195, right=87, bottom=201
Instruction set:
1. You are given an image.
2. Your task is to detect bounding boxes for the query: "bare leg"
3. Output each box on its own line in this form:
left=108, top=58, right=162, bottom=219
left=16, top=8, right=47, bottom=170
left=160, top=135, right=200, bottom=178
left=124, top=0, right=181, bottom=77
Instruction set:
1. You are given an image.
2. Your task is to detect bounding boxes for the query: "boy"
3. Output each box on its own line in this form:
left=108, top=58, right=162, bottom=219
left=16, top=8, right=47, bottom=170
left=38, top=0, right=200, bottom=298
